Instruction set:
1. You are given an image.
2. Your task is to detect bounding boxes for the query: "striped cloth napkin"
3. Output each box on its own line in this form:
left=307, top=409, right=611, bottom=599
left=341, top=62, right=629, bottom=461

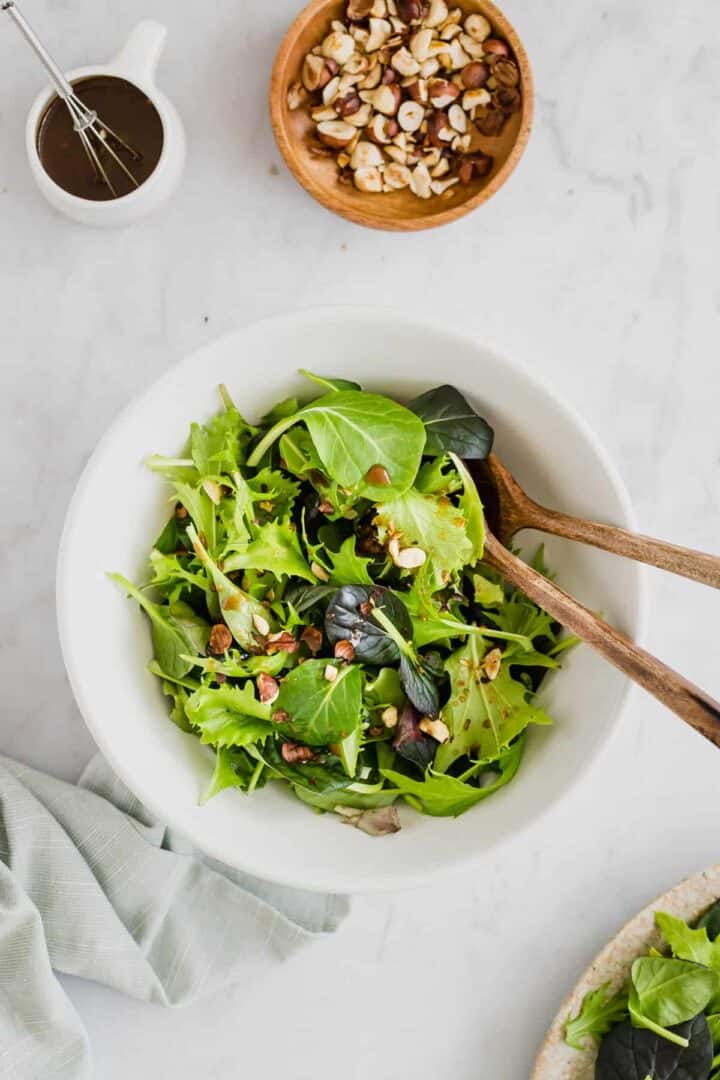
left=0, top=754, right=349, bottom=1079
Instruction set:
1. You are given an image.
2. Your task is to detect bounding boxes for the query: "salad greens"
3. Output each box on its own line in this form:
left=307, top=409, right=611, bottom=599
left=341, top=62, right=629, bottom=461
left=565, top=899, right=720, bottom=1079
left=112, top=373, right=573, bottom=834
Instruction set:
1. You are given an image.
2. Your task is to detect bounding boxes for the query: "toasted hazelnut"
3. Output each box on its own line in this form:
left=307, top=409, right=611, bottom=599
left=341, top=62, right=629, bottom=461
left=266, top=631, right=299, bottom=655
left=208, top=623, right=233, bottom=655
left=381, top=705, right=399, bottom=728
left=351, top=139, right=385, bottom=169
left=384, top=161, right=412, bottom=188
left=451, top=131, right=471, bottom=152
left=351, top=24, right=371, bottom=47
left=406, top=78, right=429, bottom=104
left=316, top=119, right=357, bottom=148
left=311, top=105, right=340, bottom=122
left=324, top=664, right=339, bottom=682
left=475, top=107, right=506, bottom=135
left=419, top=717, right=450, bottom=742
left=440, top=22, right=463, bottom=41
left=426, top=109, right=452, bottom=146
left=461, top=60, right=490, bottom=88
left=272, top=709, right=290, bottom=724
left=321, top=31, right=355, bottom=66
left=409, top=161, right=432, bottom=198
left=458, top=32, right=487, bottom=59
left=300, top=625, right=324, bottom=655
left=396, top=0, right=424, bottom=21
left=419, top=56, right=440, bottom=78
left=425, top=0, right=448, bottom=27
left=257, top=673, right=280, bottom=704
left=367, top=112, right=398, bottom=143
left=347, top=0, right=374, bottom=18
left=286, top=81, right=308, bottom=110
left=371, top=0, right=388, bottom=14
left=344, top=52, right=370, bottom=76
left=334, top=90, right=363, bottom=116
left=430, top=176, right=458, bottom=195
left=430, top=155, right=449, bottom=177
left=384, top=144, right=408, bottom=164
left=407, top=27, right=431, bottom=62
left=252, top=612, right=270, bottom=637
left=359, top=59, right=384, bottom=89
left=346, top=102, right=373, bottom=127
left=462, top=87, right=491, bottom=112
left=334, top=640, right=356, bottom=662
left=464, top=12, right=492, bottom=42
left=395, top=545, right=427, bottom=568
left=391, top=46, right=421, bottom=77
left=322, top=75, right=342, bottom=105
left=366, top=16, right=392, bottom=51
left=397, top=99, right=424, bottom=132
left=281, top=741, right=316, bottom=764
left=428, top=77, right=459, bottom=108
left=483, top=37, right=510, bottom=57
left=483, top=647, right=502, bottom=680
left=423, top=146, right=442, bottom=167
left=369, top=82, right=402, bottom=115
left=448, top=102, right=467, bottom=132
left=302, top=53, right=332, bottom=92
left=354, top=166, right=384, bottom=192
left=442, top=38, right=471, bottom=70
left=493, top=56, right=520, bottom=87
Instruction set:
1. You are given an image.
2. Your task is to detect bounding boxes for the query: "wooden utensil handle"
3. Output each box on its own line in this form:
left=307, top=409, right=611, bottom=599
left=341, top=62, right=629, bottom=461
left=483, top=533, right=720, bottom=746
left=530, top=504, right=720, bottom=589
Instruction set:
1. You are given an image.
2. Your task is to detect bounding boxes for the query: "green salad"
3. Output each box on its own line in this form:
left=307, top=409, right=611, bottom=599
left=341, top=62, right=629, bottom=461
left=565, top=901, right=720, bottom=1079
left=111, top=372, right=574, bottom=835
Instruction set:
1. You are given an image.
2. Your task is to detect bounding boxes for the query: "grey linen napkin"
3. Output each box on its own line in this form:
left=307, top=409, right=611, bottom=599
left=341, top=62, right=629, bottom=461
left=0, top=753, right=349, bottom=1079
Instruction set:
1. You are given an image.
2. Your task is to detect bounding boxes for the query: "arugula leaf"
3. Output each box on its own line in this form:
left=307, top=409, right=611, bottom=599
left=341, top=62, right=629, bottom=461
left=187, top=524, right=274, bottom=650
left=146, top=455, right=198, bottom=484
left=374, top=487, right=473, bottom=587
left=173, top=482, right=218, bottom=556
left=631, top=957, right=719, bottom=1037
left=300, top=370, right=361, bottom=393
left=109, top=574, right=194, bottom=680
left=435, top=635, right=552, bottom=771
left=595, top=1016, right=713, bottom=1080
left=564, top=983, right=628, bottom=1051
left=167, top=601, right=210, bottom=655
left=223, top=518, right=314, bottom=582
left=273, top=659, right=363, bottom=746
left=450, top=453, right=485, bottom=564
left=189, top=402, right=252, bottom=479
left=248, top=388, right=426, bottom=499
left=160, top=679, right=193, bottom=733
left=408, top=384, right=494, bottom=459
left=473, top=572, right=504, bottom=607
left=185, top=684, right=274, bottom=748
left=326, top=537, right=374, bottom=587
left=382, top=741, right=523, bottom=816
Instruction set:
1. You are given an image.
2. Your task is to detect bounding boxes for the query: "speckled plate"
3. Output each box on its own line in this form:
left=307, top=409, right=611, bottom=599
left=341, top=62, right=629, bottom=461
left=532, top=864, right=720, bottom=1078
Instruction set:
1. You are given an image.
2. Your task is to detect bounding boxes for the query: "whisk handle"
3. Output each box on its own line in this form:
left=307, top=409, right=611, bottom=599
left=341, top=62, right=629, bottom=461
left=2, top=1, right=74, bottom=99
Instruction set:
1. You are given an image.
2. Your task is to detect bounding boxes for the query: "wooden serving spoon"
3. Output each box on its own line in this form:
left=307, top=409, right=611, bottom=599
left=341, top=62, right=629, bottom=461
left=478, top=453, right=720, bottom=588
left=462, top=462, right=720, bottom=746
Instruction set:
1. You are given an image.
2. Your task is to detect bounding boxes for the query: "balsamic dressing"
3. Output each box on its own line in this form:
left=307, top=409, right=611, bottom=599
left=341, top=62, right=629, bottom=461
left=36, top=76, right=164, bottom=201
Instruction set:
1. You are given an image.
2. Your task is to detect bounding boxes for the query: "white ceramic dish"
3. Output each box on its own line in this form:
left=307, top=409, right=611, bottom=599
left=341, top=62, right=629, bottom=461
left=57, top=307, right=645, bottom=894
left=533, top=864, right=720, bottom=1079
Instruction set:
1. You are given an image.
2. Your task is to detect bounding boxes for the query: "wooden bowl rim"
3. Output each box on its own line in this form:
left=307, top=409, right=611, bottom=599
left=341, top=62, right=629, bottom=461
left=269, top=0, right=535, bottom=232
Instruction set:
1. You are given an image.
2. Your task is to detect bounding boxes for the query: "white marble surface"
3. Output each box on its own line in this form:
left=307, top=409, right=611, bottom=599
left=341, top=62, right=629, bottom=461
left=1, top=0, right=719, bottom=1075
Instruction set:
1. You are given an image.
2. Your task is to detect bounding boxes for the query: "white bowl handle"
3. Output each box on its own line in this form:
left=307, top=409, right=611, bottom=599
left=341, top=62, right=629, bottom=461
left=111, top=20, right=167, bottom=85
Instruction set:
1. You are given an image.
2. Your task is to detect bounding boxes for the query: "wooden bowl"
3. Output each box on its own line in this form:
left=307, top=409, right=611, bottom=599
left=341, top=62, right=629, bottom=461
left=270, top=0, right=534, bottom=231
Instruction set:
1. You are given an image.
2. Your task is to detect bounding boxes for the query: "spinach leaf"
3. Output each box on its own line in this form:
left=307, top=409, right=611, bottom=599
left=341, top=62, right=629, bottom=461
left=300, top=369, right=362, bottom=393
left=109, top=574, right=194, bottom=680
left=631, top=957, right=719, bottom=1036
left=273, top=659, right=363, bottom=746
left=595, top=1015, right=713, bottom=1080
left=564, top=983, right=628, bottom=1051
left=364, top=667, right=405, bottom=708
left=167, top=601, right=210, bottom=654
left=706, top=1014, right=720, bottom=1048
left=285, top=582, right=337, bottom=616
left=187, top=524, right=274, bottom=651
left=435, top=635, right=552, bottom=772
left=699, top=902, right=720, bottom=943
left=248, top=388, right=426, bottom=499
left=382, top=742, right=523, bottom=817
left=408, top=384, right=494, bottom=459
left=325, top=585, right=412, bottom=665
left=185, top=684, right=274, bottom=748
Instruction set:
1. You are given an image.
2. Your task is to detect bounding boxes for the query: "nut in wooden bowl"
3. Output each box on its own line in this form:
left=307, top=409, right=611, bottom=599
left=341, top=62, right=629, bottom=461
left=270, top=0, right=534, bottom=231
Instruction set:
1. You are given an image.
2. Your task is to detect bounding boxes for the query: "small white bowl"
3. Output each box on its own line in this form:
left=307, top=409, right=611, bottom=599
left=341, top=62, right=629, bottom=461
left=26, top=20, right=186, bottom=227
left=56, top=308, right=644, bottom=894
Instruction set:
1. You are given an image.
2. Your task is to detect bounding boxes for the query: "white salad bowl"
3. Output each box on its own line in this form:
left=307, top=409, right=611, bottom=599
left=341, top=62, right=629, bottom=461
left=57, top=308, right=644, bottom=894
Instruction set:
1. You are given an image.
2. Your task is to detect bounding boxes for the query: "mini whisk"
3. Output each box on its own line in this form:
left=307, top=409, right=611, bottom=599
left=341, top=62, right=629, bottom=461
left=2, top=0, right=141, bottom=197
